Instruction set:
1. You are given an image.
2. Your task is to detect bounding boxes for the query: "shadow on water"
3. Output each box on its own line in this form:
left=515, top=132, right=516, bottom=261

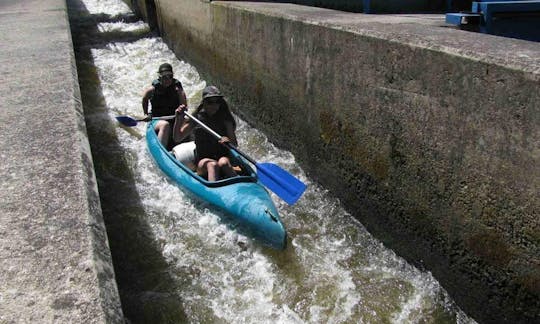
left=67, top=0, right=187, bottom=322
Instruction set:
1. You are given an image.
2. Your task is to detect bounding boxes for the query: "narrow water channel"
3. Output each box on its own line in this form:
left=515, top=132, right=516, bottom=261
left=68, top=0, right=476, bottom=323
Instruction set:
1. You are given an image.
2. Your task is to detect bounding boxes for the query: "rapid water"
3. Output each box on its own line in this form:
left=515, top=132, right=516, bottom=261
left=69, top=0, right=476, bottom=323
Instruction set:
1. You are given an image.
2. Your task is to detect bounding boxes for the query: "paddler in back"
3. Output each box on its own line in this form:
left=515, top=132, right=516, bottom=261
left=142, top=63, right=187, bottom=149
left=173, top=86, right=238, bottom=181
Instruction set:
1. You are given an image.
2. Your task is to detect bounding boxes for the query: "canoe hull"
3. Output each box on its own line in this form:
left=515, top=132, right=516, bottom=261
left=146, top=121, right=287, bottom=249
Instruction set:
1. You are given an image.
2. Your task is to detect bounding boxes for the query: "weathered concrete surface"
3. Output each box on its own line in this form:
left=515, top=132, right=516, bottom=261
left=224, top=0, right=447, bottom=13
left=251, top=0, right=471, bottom=12
left=132, top=1, right=540, bottom=322
left=0, top=0, right=123, bottom=322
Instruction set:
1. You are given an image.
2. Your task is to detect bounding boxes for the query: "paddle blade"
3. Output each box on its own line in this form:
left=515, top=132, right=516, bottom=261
left=116, top=116, right=138, bottom=127
left=256, top=163, right=307, bottom=205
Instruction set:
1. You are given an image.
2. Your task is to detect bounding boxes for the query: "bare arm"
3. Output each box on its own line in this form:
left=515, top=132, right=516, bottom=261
left=173, top=107, right=194, bottom=143
left=142, top=86, right=154, bottom=115
left=221, top=121, right=238, bottom=146
left=178, top=87, right=188, bottom=107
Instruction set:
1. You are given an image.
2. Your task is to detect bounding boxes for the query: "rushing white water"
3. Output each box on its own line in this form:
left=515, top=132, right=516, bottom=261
left=81, top=0, right=131, bottom=15
left=72, top=0, right=476, bottom=322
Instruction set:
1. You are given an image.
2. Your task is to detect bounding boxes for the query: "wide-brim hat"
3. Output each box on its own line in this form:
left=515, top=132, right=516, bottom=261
left=202, top=86, right=224, bottom=99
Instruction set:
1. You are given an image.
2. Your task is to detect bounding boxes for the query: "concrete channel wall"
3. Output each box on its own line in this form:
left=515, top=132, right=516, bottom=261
left=280, top=0, right=446, bottom=13
left=130, top=0, right=539, bottom=322
left=0, top=0, right=123, bottom=322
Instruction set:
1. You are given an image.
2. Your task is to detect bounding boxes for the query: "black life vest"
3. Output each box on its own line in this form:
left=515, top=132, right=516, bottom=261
left=194, top=111, right=230, bottom=161
left=150, top=79, right=182, bottom=117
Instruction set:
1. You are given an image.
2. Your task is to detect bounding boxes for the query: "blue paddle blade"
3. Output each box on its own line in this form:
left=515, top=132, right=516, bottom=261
left=256, top=162, right=307, bottom=205
left=116, top=116, right=138, bottom=127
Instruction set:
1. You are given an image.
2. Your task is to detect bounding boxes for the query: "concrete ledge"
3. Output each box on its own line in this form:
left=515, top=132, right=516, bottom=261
left=134, top=0, right=539, bottom=322
left=0, top=0, right=123, bottom=322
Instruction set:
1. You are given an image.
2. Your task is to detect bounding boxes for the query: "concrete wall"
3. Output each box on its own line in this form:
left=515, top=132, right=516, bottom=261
left=130, top=0, right=540, bottom=322
left=223, top=0, right=448, bottom=13
left=0, top=0, right=123, bottom=322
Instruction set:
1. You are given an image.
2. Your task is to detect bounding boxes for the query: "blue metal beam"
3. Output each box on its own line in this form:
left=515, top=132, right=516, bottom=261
left=472, top=1, right=540, bottom=33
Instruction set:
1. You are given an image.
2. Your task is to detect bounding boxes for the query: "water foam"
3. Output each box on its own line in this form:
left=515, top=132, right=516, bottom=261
left=81, top=0, right=476, bottom=322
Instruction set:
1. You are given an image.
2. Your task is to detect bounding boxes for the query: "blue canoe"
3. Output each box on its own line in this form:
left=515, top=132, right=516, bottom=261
left=146, top=120, right=287, bottom=249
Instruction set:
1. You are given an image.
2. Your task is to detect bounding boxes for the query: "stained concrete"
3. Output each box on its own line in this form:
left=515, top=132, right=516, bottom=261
left=0, top=0, right=123, bottom=322
left=131, top=0, right=539, bottom=322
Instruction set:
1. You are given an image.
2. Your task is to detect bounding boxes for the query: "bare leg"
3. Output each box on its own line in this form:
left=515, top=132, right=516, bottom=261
left=217, top=157, right=236, bottom=179
left=198, top=158, right=219, bottom=181
left=154, top=120, right=171, bottom=147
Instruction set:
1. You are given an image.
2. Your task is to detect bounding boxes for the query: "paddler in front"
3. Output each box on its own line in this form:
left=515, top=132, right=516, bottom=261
left=142, top=63, right=187, bottom=149
left=173, top=86, right=238, bottom=181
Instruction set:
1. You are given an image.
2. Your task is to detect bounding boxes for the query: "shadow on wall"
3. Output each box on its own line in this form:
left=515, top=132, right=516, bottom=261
left=67, top=0, right=187, bottom=322
left=145, top=0, right=160, bottom=34
left=130, top=0, right=161, bottom=35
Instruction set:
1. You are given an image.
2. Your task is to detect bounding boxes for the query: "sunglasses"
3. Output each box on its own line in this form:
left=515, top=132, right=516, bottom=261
left=160, top=74, right=173, bottom=80
left=205, top=98, right=221, bottom=105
